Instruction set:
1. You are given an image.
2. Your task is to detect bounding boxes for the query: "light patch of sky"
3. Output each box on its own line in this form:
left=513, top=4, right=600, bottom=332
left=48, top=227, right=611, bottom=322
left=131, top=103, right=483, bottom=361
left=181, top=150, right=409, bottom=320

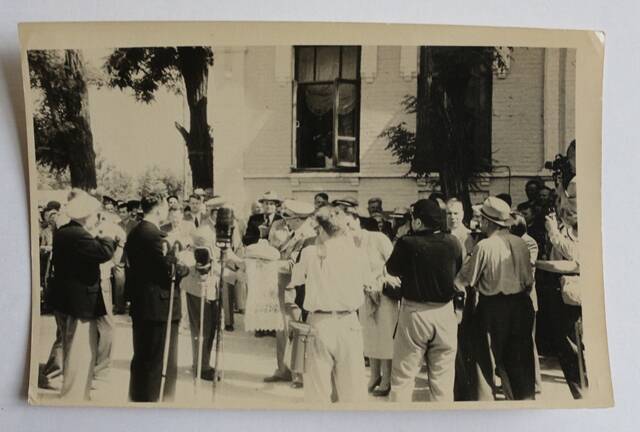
left=83, top=48, right=189, bottom=178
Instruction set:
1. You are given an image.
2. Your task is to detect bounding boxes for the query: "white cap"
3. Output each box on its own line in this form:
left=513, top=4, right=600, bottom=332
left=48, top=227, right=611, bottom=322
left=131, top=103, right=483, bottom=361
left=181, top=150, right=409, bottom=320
left=65, top=190, right=102, bottom=221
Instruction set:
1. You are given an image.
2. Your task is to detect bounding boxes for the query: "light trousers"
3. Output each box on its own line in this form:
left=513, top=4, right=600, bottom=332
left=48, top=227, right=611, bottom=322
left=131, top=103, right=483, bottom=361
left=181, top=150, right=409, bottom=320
left=60, top=316, right=99, bottom=401
left=95, top=279, right=114, bottom=381
left=390, top=300, right=458, bottom=402
left=304, top=312, right=367, bottom=403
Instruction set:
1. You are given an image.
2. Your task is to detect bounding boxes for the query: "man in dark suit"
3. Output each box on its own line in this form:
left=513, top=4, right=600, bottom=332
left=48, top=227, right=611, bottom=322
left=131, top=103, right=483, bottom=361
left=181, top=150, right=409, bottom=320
left=242, top=191, right=283, bottom=246
left=126, top=193, right=184, bottom=402
left=50, top=190, right=116, bottom=401
left=367, top=197, right=394, bottom=239
left=183, top=193, right=207, bottom=228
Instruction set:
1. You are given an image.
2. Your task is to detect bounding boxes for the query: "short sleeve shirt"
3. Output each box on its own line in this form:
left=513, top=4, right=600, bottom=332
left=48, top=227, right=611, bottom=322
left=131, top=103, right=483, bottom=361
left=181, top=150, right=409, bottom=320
left=456, top=230, right=533, bottom=296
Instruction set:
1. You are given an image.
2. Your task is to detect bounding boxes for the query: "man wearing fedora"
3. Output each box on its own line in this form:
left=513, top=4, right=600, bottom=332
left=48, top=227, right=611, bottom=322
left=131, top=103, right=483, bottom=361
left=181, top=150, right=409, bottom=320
left=243, top=191, right=283, bottom=246
left=455, top=196, right=536, bottom=400
left=49, top=190, right=117, bottom=400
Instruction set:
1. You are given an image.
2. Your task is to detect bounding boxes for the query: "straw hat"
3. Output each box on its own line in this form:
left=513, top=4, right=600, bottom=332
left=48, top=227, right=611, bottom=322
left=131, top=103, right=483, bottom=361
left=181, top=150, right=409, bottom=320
left=281, top=199, right=315, bottom=218
left=258, top=191, right=282, bottom=204
left=479, top=196, right=513, bottom=227
left=204, top=195, right=227, bottom=209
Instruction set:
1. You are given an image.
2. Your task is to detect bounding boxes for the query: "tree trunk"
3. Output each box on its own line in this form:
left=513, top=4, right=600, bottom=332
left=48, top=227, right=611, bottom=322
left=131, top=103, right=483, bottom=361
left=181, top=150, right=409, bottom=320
left=64, top=50, right=97, bottom=191
left=175, top=47, right=214, bottom=192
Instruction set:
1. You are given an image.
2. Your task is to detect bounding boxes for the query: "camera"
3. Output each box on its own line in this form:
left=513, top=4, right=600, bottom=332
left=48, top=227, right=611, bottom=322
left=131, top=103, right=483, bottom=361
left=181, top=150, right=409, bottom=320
left=544, top=153, right=574, bottom=187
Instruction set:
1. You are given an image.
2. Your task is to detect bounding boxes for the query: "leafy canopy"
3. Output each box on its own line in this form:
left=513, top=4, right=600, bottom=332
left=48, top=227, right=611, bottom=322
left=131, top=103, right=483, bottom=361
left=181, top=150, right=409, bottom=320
left=103, top=47, right=214, bottom=103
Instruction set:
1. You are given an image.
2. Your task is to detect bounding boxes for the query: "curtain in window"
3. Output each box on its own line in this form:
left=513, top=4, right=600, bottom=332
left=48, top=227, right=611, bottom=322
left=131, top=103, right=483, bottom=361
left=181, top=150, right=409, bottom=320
left=303, top=83, right=357, bottom=116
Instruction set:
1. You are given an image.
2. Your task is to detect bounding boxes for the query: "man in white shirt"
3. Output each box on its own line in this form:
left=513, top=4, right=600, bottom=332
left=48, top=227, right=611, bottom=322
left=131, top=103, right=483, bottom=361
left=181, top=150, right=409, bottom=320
left=446, top=198, right=473, bottom=258
left=290, top=205, right=368, bottom=403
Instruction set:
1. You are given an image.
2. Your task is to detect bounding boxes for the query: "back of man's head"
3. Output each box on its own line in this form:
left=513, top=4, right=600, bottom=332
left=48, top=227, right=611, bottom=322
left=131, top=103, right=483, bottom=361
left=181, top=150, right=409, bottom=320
left=141, top=193, right=164, bottom=215
left=412, top=199, right=443, bottom=231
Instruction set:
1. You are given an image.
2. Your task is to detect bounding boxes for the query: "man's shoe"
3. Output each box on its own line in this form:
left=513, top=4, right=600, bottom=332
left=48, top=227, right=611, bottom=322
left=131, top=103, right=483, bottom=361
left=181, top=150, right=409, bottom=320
left=291, top=381, right=303, bottom=389
left=367, top=376, right=382, bottom=393
left=372, top=385, right=391, bottom=397
left=225, top=325, right=234, bottom=332
left=201, top=368, right=216, bottom=381
left=263, top=372, right=293, bottom=383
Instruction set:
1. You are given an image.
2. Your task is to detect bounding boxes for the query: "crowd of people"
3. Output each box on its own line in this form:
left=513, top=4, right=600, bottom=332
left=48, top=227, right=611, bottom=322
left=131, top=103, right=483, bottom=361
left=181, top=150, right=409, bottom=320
left=37, top=142, right=583, bottom=404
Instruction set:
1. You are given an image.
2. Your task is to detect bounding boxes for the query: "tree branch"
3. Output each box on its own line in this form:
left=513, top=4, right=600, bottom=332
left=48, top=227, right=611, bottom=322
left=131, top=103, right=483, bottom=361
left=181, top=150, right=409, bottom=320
left=174, top=121, right=189, bottom=143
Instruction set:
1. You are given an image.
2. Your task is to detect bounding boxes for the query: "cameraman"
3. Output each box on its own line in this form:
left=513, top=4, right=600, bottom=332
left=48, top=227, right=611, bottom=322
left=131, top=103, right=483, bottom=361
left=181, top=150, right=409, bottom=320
left=535, top=199, right=584, bottom=399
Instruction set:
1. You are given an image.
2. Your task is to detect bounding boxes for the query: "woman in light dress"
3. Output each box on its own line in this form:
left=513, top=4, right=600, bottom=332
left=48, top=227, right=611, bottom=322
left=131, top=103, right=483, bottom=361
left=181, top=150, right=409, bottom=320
left=343, top=208, right=400, bottom=396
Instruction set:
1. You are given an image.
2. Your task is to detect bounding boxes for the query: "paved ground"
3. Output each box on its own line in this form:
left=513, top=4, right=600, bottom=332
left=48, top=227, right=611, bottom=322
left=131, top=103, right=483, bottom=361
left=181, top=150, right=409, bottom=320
left=36, top=311, right=573, bottom=405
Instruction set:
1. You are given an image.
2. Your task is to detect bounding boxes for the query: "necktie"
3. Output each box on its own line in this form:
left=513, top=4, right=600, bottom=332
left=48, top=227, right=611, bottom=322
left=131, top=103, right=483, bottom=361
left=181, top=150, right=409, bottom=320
left=195, top=217, right=199, bottom=228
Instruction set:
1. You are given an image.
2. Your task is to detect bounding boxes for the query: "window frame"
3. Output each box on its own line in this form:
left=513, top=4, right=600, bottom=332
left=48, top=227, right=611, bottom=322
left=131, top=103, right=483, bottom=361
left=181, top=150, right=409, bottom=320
left=291, top=46, right=361, bottom=172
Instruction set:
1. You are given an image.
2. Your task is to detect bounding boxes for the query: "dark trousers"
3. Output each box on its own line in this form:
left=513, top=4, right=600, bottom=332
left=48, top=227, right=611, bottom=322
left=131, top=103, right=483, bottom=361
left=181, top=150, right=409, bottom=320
left=111, top=265, right=127, bottom=314
left=454, top=288, right=494, bottom=401
left=548, top=289, right=585, bottom=399
left=186, top=293, right=219, bottom=375
left=477, top=293, right=536, bottom=400
left=129, top=318, right=179, bottom=402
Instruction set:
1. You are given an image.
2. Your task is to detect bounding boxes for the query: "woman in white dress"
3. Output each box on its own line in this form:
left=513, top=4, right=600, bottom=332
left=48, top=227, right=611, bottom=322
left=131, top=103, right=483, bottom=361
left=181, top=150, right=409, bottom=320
left=344, top=208, right=400, bottom=396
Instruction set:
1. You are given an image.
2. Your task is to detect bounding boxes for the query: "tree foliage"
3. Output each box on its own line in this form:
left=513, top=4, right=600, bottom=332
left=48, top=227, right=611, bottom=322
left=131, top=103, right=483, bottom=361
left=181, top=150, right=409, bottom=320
left=94, top=152, right=137, bottom=199
left=137, top=165, right=184, bottom=198
left=103, top=47, right=215, bottom=191
left=28, top=50, right=97, bottom=190
left=381, top=46, right=511, bottom=217
left=36, top=163, right=71, bottom=190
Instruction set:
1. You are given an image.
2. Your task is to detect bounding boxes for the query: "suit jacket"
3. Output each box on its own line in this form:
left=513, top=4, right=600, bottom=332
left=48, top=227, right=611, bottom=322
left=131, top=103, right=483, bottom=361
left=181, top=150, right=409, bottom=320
left=361, top=216, right=394, bottom=240
left=125, top=220, right=182, bottom=322
left=51, top=220, right=116, bottom=319
left=242, top=213, right=282, bottom=246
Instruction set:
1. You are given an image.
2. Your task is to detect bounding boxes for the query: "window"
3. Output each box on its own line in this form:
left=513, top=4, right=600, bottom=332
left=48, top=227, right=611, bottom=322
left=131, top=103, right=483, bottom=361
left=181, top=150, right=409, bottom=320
left=293, top=46, right=361, bottom=171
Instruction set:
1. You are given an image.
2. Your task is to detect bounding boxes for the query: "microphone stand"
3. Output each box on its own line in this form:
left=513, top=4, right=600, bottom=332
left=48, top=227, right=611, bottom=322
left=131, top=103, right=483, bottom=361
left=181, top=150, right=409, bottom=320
left=159, top=260, right=176, bottom=402
left=213, top=239, right=229, bottom=400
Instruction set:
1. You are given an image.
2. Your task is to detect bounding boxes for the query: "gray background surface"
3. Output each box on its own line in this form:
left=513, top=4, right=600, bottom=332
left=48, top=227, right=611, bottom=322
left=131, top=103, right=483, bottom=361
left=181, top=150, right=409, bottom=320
left=0, top=1, right=635, bottom=430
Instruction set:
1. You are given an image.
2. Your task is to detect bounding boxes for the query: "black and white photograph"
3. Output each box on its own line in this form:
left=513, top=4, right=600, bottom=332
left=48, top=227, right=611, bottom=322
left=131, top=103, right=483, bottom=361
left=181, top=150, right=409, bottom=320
left=19, top=22, right=609, bottom=410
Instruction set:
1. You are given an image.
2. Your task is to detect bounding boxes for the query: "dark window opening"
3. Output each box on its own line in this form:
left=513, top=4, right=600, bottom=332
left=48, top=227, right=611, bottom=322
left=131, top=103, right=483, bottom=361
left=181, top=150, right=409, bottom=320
left=293, top=46, right=361, bottom=171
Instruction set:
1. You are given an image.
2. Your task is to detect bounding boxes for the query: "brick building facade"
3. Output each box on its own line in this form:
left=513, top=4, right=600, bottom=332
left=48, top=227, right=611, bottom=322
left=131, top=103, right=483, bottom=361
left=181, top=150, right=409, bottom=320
left=209, top=46, right=575, bottom=214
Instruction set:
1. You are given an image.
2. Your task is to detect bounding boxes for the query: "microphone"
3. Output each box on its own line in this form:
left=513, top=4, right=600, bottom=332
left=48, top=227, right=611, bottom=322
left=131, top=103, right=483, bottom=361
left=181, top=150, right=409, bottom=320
left=215, top=207, right=235, bottom=246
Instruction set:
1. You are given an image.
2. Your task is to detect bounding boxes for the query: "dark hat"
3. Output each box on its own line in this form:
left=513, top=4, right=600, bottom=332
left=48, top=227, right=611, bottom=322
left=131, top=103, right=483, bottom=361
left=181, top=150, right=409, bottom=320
left=102, top=195, right=117, bottom=207
left=126, top=199, right=141, bottom=212
left=411, top=199, right=443, bottom=229
left=44, top=200, right=61, bottom=213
